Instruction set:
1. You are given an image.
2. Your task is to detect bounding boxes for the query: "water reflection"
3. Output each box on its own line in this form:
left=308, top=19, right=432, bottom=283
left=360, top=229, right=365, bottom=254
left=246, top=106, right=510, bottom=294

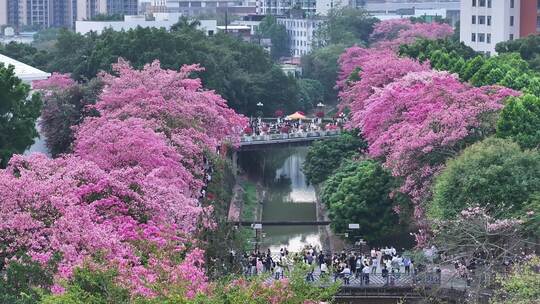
left=239, top=147, right=322, bottom=252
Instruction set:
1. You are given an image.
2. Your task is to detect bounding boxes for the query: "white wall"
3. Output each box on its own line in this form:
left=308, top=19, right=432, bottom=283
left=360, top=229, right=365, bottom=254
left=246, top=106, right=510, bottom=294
left=0, top=0, right=7, bottom=26
left=277, top=18, right=323, bottom=57
left=460, top=0, right=520, bottom=55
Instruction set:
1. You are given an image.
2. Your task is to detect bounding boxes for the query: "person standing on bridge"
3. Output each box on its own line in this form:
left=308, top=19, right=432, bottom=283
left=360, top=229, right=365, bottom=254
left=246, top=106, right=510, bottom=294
left=362, top=263, right=371, bottom=285
left=341, top=265, right=351, bottom=285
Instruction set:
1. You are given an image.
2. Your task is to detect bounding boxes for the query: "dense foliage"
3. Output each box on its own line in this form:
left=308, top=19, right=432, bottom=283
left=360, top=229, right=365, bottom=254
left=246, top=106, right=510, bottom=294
left=42, top=262, right=339, bottom=304
left=256, top=16, right=290, bottom=60
left=496, top=34, right=540, bottom=72
left=321, top=160, right=402, bottom=244
left=301, top=43, right=347, bottom=102
left=314, top=7, right=378, bottom=47
left=496, top=94, right=540, bottom=150
left=369, top=19, right=453, bottom=51
left=430, top=137, right=540, bottom=220
left=1, top=27, right=301, bottom=115
left=400, top=39, right=540, bottom=96
left=0, top=60, right=246, bottom=299
left=303, top=130, right=366, bottom=185
left=37, top=76, right=102, bottom=156
left=492, top=257, right=540, bottom=304
left=0, top=63, right=42, bottom=167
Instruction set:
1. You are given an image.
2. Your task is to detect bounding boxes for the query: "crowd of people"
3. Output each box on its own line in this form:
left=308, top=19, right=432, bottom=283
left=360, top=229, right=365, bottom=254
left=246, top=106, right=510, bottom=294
left=245, top=114, right=346, bottom=137
left=237, top=244, right=419, bottom=286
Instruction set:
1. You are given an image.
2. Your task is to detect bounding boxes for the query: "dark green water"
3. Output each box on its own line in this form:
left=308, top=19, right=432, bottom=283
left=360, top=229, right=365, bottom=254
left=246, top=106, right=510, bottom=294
left=239, top=147, right=322, bottom=252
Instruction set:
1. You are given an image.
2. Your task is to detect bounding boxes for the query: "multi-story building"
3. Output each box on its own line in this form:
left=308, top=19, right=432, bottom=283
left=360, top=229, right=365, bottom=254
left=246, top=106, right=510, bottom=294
left=460, top=0, right=540, bottom=55
left=0, top=0, right=139, bottom=30
left=360, top=0, right=460, bottom=26
left=143, top=0, right=256, bottom=17
left=277, top=17, right=323, bottom=56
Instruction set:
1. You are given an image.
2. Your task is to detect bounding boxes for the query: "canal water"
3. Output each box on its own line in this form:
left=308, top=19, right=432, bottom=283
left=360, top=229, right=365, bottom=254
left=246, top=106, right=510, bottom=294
left=239, top=146, right=322, bottom=252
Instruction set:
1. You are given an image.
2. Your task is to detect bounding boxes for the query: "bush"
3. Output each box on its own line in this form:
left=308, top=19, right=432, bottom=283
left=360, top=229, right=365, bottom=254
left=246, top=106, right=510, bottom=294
left=430, top=137, right=540, bottom=219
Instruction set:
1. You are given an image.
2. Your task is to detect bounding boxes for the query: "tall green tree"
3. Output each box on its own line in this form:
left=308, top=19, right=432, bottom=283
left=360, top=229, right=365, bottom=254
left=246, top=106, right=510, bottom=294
left=430, top=137, right=540, bottom=220
left=303, top=130, right=366, bottom=184
left=256, top=15, right=290, bottom=60
left=497, top=94, right=540, bottom=150
left=314, top=7, right=378, bottom=47
left=0, top=63, right=41, bottom=167
left=496, top=34, right=540, bottom=72
left=321, top=160, right=403, bottom=244
left=296, top=78, right=324, bottom=110
left=301, top=44, right=346, bottom=102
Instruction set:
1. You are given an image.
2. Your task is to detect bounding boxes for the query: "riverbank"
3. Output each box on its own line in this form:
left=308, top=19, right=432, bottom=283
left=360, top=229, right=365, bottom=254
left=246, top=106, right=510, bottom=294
left=315, top=185, right=345, bottom=253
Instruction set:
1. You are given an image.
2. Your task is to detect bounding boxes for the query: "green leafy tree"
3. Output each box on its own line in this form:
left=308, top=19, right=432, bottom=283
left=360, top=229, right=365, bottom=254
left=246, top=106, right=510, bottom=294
left=314, top=7, right=378, bottom=47
left=296, top=78, right=324, bottom=110
left=496, top=34, right=540, bottom=72
left=399, top=38, right=477, bottom=64
left=256, top=15, right=290, bottom=60
left=301, top=44, right=346, bottom=102
left=41, top=267, right=130, bottom=304
left=430, top=137, right=540, bottom=220
left=320, top=160, right=402, bottom=244
left=0, top=254, right=59, bottom=304
left=497, top=94, right=540, bottom=150
left=44, top=27, right=300, bottom=116
left=303, top=130, right=366, bottom=184
left=0, top=63, right=42, bottom=167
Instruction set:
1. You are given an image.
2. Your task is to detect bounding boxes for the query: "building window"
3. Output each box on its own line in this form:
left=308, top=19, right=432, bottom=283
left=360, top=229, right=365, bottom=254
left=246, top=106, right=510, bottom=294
left=472, top=0, right=476, bottom=6
left=509, top=34, right=514, bottom=40
left=479, top=15, right=485, bottom=24
left=488, top=0, right=491, bottom=8
left=487, top=16, right=491, bottom=26
left=510, top=16, right=514, bottom=26
left=478, top=33, right=485, bottom=42
left=510, top=0, right=514, bottom=8
left=479, top=0, right=485, bottom=7
left=472, top=15, right=476, bottom=24
left=487, top=33, right=491, bottom=43
left=471, top=33, right=476, bottom=42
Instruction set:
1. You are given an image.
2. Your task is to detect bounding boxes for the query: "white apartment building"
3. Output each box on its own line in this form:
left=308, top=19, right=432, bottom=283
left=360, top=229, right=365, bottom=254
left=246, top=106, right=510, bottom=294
left=460, top=0, right=540, bottom=55
left=277, top=17, right=323, bottom=57
left=460, top=0, right=518, bottom=55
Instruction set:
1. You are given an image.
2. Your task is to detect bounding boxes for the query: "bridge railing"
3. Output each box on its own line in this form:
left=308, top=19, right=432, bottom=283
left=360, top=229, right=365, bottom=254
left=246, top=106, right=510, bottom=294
left=241, top=130, right=341, bottom=143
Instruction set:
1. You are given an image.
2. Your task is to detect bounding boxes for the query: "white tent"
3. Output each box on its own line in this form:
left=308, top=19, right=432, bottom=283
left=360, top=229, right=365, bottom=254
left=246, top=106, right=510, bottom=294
left=0, top=53, right=50, bottom=84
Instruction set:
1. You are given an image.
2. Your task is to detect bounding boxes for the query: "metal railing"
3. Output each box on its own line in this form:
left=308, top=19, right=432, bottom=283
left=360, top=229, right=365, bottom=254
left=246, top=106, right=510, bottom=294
left=241, top=130, right=341, bottom=144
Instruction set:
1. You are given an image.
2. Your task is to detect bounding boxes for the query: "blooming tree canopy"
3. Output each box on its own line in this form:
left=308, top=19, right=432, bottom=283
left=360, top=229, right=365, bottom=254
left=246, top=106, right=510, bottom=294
left=370, top=19, right=453, bottom=51
left=336, top=46, right=429, bottom=111
left=0, top=60, right=247, bottom=298
left=354, top=71, right=518, bottom=219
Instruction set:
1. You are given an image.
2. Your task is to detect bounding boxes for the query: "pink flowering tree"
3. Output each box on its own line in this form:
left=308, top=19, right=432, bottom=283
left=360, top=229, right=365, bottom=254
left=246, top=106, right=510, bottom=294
left=336, top=46, right=430, bottom=111
left=33, top=72, right=75, bottom=91
left=370, top=19, right=454, bottom=51
left=0, top=59, right=246, bottom=299
left=350, top=71, right=518, bottom=228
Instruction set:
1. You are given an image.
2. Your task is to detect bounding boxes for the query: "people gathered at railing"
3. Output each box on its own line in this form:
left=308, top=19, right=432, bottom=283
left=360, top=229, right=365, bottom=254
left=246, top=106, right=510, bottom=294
left=236, top=244, right=429, bottom=286
left=243, top=112, right=346, bottom=138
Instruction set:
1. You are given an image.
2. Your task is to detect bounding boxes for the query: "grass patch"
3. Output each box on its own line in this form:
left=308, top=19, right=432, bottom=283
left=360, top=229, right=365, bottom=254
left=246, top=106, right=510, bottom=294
left=239, top=180, right=257, bottom=251
left=240, top=180, right=257, bottom=221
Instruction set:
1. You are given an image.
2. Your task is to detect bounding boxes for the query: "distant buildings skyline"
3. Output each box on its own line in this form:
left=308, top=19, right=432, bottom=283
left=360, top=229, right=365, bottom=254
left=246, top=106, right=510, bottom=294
left=0, top=0, right=138, bottom=30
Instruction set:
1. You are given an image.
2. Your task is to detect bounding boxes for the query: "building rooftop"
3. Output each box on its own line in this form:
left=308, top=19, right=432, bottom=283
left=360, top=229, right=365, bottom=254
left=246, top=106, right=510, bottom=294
left=0, top=54, right=50, bottom=83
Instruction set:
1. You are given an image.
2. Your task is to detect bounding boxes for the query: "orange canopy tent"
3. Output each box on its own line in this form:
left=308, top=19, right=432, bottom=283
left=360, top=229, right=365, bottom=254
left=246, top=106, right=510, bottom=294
left=285, top=111, right=307, bottom=120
